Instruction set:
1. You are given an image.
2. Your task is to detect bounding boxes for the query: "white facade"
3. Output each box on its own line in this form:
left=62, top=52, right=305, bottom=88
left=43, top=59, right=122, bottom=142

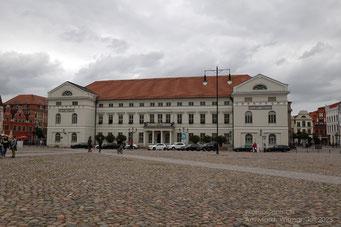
left=232, top=74, right=289, bottom=150
left=47, top=75, right=290, bottom=148
left=292, top=110, right=314, bottom=135
left=47, top=82, right=98, bottom=147
left=326, top=102, right=341, bottom=145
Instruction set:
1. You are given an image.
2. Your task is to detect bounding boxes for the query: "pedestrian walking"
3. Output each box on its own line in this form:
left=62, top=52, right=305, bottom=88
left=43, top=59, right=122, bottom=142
left=39, top=139, right=44, bottom=148
left=253, top=143, right=257, bottom=153
left=88, top=136, right=92, bottom=152
left=263, top=143, right=266, bottom=152
left=98, top=136, right=103, bottom=153
left=0, top=135, right=3, bottom=158
left=2, top=135, right=9, bottom=158
left=117, top=138, right=123, bottom=154
left=10, top=136, right=17, bottom=158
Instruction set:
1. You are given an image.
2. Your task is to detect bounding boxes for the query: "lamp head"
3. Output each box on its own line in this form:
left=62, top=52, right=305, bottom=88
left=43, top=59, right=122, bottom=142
left=203, top=74, right=207, bottom=86
left=227, top=73, right=232, bottom=85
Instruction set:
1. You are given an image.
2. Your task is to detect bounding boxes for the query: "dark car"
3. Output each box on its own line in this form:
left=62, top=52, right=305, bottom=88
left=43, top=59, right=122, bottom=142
left=266, top=145, right=290, bottom=152
left=233, top=145, right=253, bottom=152
left=100, top=143, right=118, bottom=149
left=185, top=143, right=202, bottom=151
left=202, top=142, right=217, bottom=151
left=71, top=142, right=89, bottom=149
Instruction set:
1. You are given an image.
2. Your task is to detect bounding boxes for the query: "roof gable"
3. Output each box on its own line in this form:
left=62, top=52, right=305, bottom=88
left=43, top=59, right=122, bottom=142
left=48, top=81, right=98, bottom=98
left=233, top=74, right=288, bottom=94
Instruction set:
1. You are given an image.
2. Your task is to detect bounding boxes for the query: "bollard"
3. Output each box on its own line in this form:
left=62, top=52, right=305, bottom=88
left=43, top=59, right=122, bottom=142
left=329, top=149, right=331, bottom=154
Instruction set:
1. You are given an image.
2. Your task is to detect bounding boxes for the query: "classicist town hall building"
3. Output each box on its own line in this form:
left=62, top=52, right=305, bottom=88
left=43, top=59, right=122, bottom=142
left=47, top=74, right=290, bottom=149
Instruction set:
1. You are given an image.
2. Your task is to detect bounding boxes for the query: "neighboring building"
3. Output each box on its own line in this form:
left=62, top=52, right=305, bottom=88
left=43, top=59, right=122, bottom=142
left=326, top=102, right=341, bottom=146
left=47, top=74, right=290, bottom=148
left=0, top=96, right=3, bottom=134
left=3, top=95, right=48, bottom=143
left=232, top=75, right=290, bottom=151
left=309, top=107, right=327, bottom=145
left=292, top=110, right=314, bottom=136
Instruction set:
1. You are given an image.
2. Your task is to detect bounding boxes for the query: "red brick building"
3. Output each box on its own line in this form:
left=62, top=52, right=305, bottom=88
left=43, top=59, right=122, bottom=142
left=3, top=95, right=48, bottom=143
left=309, top=107, right=327, bottom=144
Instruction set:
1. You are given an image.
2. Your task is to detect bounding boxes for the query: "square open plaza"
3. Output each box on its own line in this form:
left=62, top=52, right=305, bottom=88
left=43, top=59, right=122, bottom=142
left=0, top=147, right=340, bottom=225
left=1, top=73, right=341, bottom=225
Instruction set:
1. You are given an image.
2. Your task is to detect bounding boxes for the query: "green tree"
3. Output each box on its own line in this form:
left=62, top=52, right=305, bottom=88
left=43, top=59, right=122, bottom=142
left=202, top=135, right=212, bottom=143
left=33, top=127, right=44, bottom=139
left=116, top=134, right=127, bottom=142
left=213, top=135, right=227, bottom=146
left=106, top=134, right=115, bottom=143
left=95, top=132, right=104, bottom=142
left=189, top=135, right=200, bottom=144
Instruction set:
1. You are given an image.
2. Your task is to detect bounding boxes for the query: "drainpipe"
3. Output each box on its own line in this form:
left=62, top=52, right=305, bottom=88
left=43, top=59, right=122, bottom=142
left=94, top=98, right=98, bottom=146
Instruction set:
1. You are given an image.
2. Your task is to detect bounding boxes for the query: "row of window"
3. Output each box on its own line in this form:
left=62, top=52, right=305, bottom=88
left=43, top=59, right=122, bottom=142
left=244, top=97, right=277, bottom=102
left=326, top=115, right=339, bottom=123
left=296, top=129, right=312, bottom=134
left=55, top=132, right=77, bottom=143
left=56, top=101, right=78, bottom=106
left=4, top=125, right=33, bottom=132
left=98, top=101, right=231, bottom=108
left=55, top=113, right=77, bottom=124
left=98, top=113, right=231, bottom=125
left=295, top=121, right=312, bottom=127
left=245, top=134, right=277, bottom=145
left=245, top=111, right=276, bottom=124
left=327, top=124, right=340, bottom=133
left=4, top=118, right=34, bottom=123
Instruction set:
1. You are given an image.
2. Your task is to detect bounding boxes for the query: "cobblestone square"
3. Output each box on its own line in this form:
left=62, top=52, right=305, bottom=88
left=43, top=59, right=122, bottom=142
left=0, top=148, right=340, bottom=226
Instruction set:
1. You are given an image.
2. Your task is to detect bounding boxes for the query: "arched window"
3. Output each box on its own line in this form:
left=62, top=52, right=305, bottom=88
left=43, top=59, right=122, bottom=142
left=253, top=84, right=267, bottom=90
left=71, top=133, right=77, bottom=142
left=56, top=114, right=61, bottom=124
left=268, top=111, right=276, bottom=123
left=62, top=91, right=72, bottom=96
left=55, top=133, right=61, bottom=142
left=245, top=134, right=253, bottom=145
left=269, top=134, right=276, bottom=145
left=72, top=113, right=77, bottom=124
left=245, top=111, right=252, bottom=123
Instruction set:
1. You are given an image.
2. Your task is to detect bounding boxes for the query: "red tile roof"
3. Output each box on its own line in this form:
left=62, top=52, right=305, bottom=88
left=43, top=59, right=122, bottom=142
left=4, top=94, right=47, bottom=106
left=86, top=75, right=251, bottom=100
left=328, top=102, right=340, bottom=108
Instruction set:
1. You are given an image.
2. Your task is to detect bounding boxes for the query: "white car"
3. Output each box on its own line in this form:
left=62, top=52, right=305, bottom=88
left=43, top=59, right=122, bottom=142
left=124, top=143, right=139, bottom=149
left=167, top=142, right=186, bottom=150
left=148, top=143, right=167, bottom=150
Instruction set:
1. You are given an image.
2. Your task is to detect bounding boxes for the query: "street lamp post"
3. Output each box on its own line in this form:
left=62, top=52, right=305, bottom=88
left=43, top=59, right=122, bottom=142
left=203, top=66, right=232, bottom=154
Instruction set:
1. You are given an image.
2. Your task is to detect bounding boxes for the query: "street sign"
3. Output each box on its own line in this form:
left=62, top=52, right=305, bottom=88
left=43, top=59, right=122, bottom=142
left=262, top=136, right=266, bottom=139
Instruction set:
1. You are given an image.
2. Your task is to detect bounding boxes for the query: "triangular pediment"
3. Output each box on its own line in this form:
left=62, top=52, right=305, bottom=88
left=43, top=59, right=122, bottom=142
left=48, top=81, right=98, bottom=99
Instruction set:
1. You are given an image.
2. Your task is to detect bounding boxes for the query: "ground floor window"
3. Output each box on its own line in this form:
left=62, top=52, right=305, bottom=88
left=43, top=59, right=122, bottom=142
left=55, top=133, right=61, bottom=142
left=177, top=133, right=181, bottom=142
left=148, top=133, right=152, bottom=143
left=165, top=133, right=170, bottom=143
left=71, top=133, right=77, bottom=142
left=139, top=133, right=143, bottom=143
left=269, top=134, right=276, bottom=145
left=245, top=134, right=252, bottom=145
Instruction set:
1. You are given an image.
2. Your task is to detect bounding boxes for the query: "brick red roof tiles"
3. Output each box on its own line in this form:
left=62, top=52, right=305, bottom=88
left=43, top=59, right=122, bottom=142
left=328, top=102, right=340, bottom=108
left=4, top=94, right=47, bottom=106
left=86, top=75, right=251, bottom=100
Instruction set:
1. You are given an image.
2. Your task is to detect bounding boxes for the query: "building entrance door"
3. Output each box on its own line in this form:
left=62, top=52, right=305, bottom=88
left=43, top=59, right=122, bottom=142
left=157, top=133, right=161, bottom=143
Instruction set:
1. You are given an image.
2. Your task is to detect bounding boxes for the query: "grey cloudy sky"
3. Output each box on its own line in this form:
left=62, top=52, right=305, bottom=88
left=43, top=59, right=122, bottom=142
left=0, top=0, right=340, bottom=114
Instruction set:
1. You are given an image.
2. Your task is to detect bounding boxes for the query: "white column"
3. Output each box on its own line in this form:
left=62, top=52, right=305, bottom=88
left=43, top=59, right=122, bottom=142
left=160, top=130, right=163, bottom=143
left=152, top=131, right=155, bottom=144
left=143, top=131, right=146, bottom=147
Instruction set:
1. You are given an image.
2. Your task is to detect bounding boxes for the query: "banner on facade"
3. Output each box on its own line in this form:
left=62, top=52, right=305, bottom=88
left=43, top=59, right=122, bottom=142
left=249, top=105, right=272, bottom=110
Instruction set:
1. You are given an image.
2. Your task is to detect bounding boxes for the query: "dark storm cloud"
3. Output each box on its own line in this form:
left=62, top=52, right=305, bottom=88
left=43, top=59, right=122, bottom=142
left=0, top=52, right=65, bottom=101
left=300, top=42, right=328, bottom=59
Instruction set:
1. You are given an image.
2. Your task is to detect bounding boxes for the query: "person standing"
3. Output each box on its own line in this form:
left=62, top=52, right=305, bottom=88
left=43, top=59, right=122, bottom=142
left=10, top=136, right=17, bottom=158
left=117, top=138, right=123, bottom=154
left=253, top=142, right=257, bottom=153
left=98, top=136, right=103, bottom=153
left=263, top=143, right=266, bottom=152
left=88, top=136, right=92, bottom=152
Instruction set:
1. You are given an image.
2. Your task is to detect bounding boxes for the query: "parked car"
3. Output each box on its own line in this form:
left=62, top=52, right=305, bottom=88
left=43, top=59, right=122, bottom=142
left=148, top=143, right=167, bottom=150
left=167, top=142, right=186, bottom=150
left=124, top=143, right=139, bottom=149
left=202, top=142, right=217, bottom=151
left=266, top=145, right=290, bottom=152
left=95, top=143, right=118, bottom=149
left=233, top=145, right=253, bottom=152
left=185, top=143, right=202, bottom=151
left=71, top=142, right=88, bottom=149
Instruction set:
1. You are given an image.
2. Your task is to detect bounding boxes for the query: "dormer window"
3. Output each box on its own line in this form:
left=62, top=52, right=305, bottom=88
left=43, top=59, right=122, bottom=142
left=62, top=91, right=73, bottom=96
left=253, top=84, right=267, bottom=90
